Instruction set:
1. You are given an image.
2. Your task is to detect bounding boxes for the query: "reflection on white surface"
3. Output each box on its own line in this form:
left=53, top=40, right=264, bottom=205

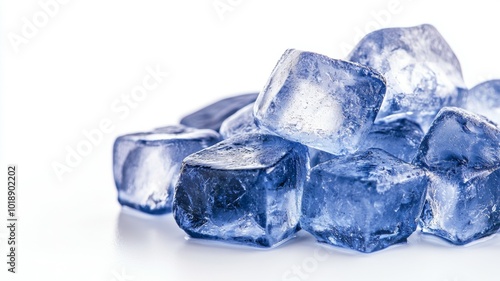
left=114, top=207, right=500, bottom=281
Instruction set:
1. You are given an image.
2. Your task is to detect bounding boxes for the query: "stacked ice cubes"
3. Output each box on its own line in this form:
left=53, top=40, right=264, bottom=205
left=112, top=24, right=499, bottom=252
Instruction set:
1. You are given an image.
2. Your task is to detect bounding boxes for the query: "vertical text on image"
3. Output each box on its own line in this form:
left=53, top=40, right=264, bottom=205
left=6, top=165, right=18, bottom=274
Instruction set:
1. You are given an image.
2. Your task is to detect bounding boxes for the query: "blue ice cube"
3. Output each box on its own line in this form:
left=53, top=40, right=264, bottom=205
left=413, top=107, right=500, bottom=244
left=113, top=125, right=221, bottom=214
left=301, top=149, right=429, bottom=253
left=464, top=80, right=500, bottom=125
left=360, top=117, right=424, bottom=163
left=348, top=24, right=467, bottom=132
left=180, top=93, right=258, bottom=131
left=219, top=103, right=263, bottom=139
left=173, top=134, right=308, bottom=247
left=254, top=49, right=386, bottom=155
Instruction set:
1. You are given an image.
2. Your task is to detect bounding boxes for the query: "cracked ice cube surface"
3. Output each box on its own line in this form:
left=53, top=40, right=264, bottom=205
left=348, top=24, right=466, bottom=131
left=113, top=125, right=221, bottom=214
left=413, top=107, right=500, bottom=244
left=301, top=149, right=428, bottom=253
left=254, top=49, right=386, bottom=155
left=173, top=134, right=308, bottom=247
left=360, top=117, right=424, bottom=163
left=180, top=93, right=258, bottom=131
left=463, top=80, right=500, bottom=125
left=219, top=103, right=263, bottom=139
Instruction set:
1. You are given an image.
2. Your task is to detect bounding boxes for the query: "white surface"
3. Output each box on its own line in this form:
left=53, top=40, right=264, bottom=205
left=1, top=1, right=500, bottom=280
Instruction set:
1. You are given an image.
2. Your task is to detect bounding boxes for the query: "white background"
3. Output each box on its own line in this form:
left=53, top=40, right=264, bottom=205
left=1, top=1, right=500, bottom=280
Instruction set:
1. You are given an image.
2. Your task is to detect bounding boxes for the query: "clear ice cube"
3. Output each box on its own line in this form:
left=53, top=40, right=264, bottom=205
left=254, top=49, right=386, bottom=155
left=348, top=24, right=467, bottom=132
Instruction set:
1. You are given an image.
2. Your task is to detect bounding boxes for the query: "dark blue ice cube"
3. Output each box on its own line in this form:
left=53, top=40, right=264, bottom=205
left=254, top=49, right=386, bottom=155
left=464, top=80, right=500, bottom=125
left=414, top=107, right=500, bottom=244
left=180, top=93, right=258, bottom=131
left=113, top=125, right=221, bottom=214
left=348, top=24, right=466, bottom=132
left=173, top=134, right=308, bottom=247
left=301, top=149, right=428, bottom=253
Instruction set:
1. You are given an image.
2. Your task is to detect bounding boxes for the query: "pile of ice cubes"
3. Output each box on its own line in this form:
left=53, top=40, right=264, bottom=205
left=113, top=24, right=499, bottom=253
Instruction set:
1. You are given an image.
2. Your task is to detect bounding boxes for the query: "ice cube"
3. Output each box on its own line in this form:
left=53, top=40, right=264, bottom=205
left=180, top=93, right=258, bottom=131
left=360, top=117, right=424, bottom=162
left=348, top=24, right=467, bottom=132
left=301, top=149, right=429, bottom=253
left=463, top=80, right=500, bottom=125
left=113, top=125, right=221, bottom=214
left=309, top=117, right=424, bottom=167
left=413, top=107, right=500, bottom=244
left=173, top=134, right=308, bottom=247
left=254, top=49, right=386, bottom=155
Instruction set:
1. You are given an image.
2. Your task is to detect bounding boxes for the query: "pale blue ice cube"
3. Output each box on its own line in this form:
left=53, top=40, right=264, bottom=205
left=113, top=125, right=221, bottom=214
left=348, top=24, right=467, bottom=132
left=254, top=49, right=386, bottom=155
